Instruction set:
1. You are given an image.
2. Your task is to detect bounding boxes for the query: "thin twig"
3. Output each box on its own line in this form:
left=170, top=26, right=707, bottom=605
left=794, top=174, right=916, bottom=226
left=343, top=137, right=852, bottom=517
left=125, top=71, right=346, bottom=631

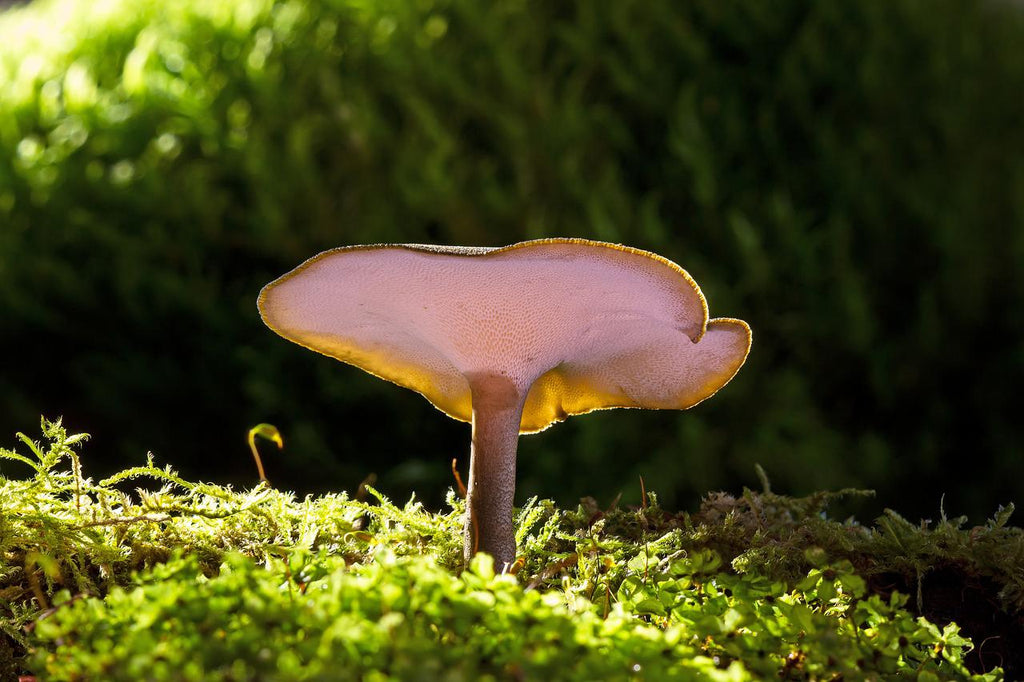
left=451, top=458, right=467, bottom=498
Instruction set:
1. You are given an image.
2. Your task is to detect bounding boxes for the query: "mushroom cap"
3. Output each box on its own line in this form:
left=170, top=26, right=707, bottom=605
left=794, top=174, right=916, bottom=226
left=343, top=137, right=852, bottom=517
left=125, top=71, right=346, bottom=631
left=258, top=238, right=751, bottom=433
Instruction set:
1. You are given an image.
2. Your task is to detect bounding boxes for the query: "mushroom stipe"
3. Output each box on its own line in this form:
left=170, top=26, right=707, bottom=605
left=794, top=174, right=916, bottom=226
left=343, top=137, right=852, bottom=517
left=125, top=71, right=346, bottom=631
left=259, top=238, right=752, bottom=570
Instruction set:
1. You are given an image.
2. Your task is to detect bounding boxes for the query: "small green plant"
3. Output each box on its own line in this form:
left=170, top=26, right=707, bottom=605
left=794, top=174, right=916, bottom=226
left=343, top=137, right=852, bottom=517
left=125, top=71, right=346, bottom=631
left=1, top=420, right=1017, bottom=679
left=247, top=422, right=283, bottom=484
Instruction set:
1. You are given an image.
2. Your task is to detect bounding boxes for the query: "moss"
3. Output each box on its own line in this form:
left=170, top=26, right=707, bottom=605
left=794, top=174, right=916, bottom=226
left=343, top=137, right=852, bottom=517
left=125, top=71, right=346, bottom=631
left=0, top=419, right=1016, bottom=679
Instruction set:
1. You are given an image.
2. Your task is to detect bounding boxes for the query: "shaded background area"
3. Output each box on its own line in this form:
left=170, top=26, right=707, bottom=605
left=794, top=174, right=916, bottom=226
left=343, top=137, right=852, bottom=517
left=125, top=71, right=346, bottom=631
left=1, top=0, right=1022, bottom=521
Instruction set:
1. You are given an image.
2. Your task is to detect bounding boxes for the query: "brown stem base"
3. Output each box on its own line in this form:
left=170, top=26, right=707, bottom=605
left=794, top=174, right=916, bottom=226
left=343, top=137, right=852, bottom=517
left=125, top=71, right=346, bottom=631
left=463, top=372, right=526, bottom=570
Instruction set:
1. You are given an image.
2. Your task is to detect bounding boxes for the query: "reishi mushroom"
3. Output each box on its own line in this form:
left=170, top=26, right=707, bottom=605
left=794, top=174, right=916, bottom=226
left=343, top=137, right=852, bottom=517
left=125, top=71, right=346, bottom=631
left=258, top=238, right=751, bottom=569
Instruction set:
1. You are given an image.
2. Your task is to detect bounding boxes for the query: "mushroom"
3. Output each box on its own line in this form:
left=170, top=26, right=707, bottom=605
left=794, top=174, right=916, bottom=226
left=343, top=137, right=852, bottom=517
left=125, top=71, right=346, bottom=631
left=258, top=238, right=751, bottom=569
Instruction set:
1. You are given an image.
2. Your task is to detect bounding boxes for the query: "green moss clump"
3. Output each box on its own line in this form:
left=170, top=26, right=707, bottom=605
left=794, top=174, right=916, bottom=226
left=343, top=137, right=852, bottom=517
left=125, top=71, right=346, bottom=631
left=24, top=549, right=997, bottom=681
left=1, top=420, right=1018, bottom=679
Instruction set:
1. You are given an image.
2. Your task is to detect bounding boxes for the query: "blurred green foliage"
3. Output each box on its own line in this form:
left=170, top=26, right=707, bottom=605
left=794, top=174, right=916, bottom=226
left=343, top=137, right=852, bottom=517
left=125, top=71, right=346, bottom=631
left=1, top=0, right=1023, bottom=518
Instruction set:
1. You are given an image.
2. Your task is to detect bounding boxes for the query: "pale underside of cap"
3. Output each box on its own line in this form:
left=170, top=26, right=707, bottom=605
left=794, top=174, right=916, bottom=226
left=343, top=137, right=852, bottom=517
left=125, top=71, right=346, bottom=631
left=259, top=239, right=752, bottom=433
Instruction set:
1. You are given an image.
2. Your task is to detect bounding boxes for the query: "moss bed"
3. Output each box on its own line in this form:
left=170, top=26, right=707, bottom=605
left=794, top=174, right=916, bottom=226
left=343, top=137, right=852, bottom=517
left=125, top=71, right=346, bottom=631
left=1, top=420, right=1020, bottom=679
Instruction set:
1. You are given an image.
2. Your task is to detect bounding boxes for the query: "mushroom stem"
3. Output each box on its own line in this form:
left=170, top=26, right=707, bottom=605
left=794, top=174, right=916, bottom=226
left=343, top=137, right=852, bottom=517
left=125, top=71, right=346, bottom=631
left=464, top=373, right=527, bottom=570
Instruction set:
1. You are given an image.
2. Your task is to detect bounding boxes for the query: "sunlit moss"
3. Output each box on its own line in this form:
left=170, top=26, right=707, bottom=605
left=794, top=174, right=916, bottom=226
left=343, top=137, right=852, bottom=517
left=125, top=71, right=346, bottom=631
left=1, top=420, right=1016, bottom=679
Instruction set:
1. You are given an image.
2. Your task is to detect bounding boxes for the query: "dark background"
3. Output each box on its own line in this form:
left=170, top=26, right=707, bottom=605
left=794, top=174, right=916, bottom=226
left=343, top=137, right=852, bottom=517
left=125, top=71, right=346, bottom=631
left=1, top=0, right=1022, bottom=523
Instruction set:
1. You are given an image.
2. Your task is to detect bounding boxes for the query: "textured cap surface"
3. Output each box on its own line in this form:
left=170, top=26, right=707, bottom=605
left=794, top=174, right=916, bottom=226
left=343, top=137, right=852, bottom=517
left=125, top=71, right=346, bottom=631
left=259, top=238, right=751, bottom=432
